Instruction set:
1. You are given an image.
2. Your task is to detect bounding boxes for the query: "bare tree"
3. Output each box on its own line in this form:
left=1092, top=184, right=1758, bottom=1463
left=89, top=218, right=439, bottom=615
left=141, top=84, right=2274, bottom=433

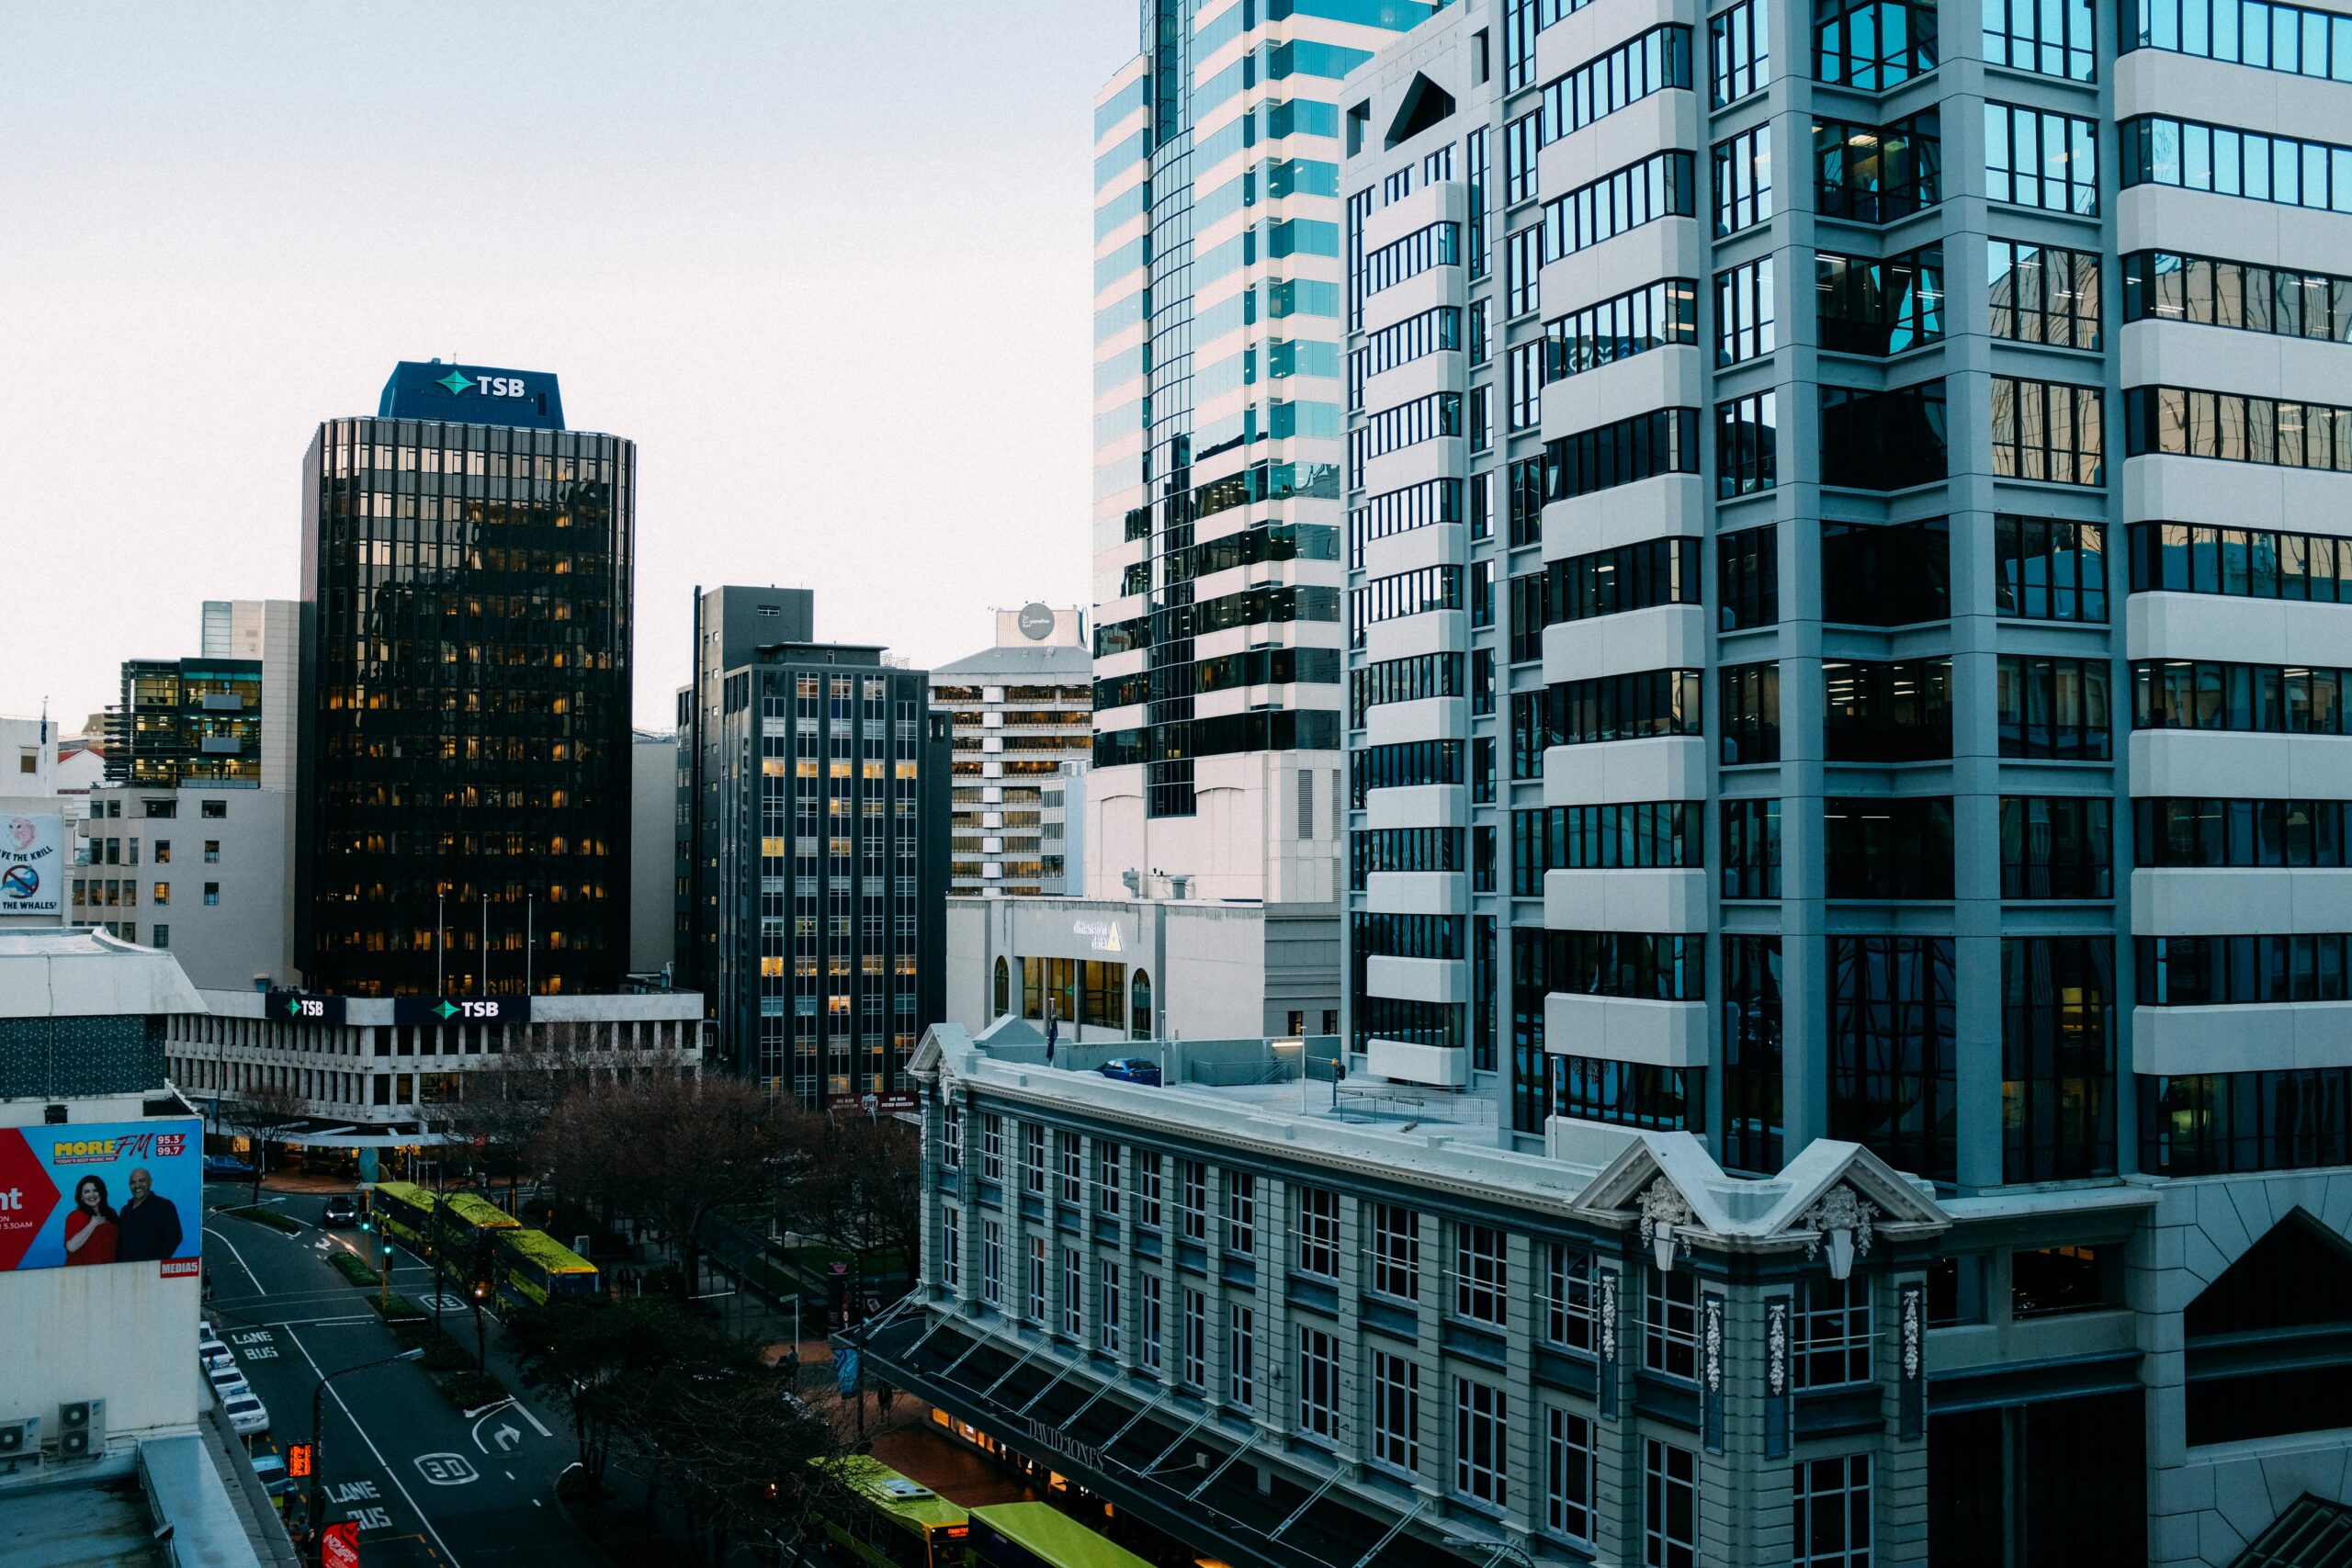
left=773, top=1107, right=922, bottom=1312
left=217, top=1082, right=311, bottom=1202
left=422, top=1022, right=609, bottom=1197
left=535, top=1068, right=789, bottom=1299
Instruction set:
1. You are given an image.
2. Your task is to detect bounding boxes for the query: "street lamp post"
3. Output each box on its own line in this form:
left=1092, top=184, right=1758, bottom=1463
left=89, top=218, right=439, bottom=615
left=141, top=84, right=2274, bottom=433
left=305, top=1348, right=424, bottom=1562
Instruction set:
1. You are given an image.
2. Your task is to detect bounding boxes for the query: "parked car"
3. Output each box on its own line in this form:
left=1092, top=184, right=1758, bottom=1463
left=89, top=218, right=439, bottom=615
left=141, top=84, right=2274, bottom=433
left=207, top=1362, right=251, bottom=1401
left=222, top=1393, right=269, bottom=1438
left=204, top=1155, right=257, bottom=1179
left=199, top=1337, right=235, bottom=1371
left=1097, top=1056, right=1163, bottom=1087
left=249, top=1452, right=293, bottom=1504
left=198, top=1320, right=215, bottom=1344
left=321, top=1194, right=358, bottom=1227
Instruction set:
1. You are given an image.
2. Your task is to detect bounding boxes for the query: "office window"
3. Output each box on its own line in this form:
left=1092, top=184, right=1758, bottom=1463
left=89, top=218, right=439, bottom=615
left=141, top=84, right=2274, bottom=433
left=2123, top=0, right=2352, bottom=80
left=981, top=1220, right=1003, bottom=1305
left=1552, top=669, right=1705, bottom=745
left=1139, top=1274, right=1162, bottom=1371
left=1826, top=797, right=1955, bottom=899
left=1997, top=656, right=2112, bottom=759
left=2142, top=932, right=2352, bottom=1004
left=1509, top=341, right=1544, bottom=430
left=1225, top=1170, right=1255, bottom=1255
left=941, top=1206, right=961, bottom=1289
left=202, top=883, right=220, bottom=906
left=1548, top=1408, right=1598, bottom=1541
left=1298, top=1185, right=1340, bottom=1278
left=1541, top=24, right=1694, bottom=144
left=2122, top=113, right=2352, bottom=215
left=153, top=840, right=170, bottom=864
left=1817, top=245, right=1945, bottom=355
left=1096, top=1141, right=1121, bottom=1213
left=1720, top=525, right=1778, bottom=629
left=152, top=882, right=169, bottom=906
left=1818, top=0, right=1939, bottom=86
left=1985, top=0, right=2094, bottom=75
left=2135, top=796, right=2352, bottom=869
left=1717, top=391, right=1778, bottom=497
left=1058, top=1133, right=1081, bottom=1204
left=1455, top=1223, right=1508, bottom=1325
left=1722, top=661, right=1781, bottom=764
left=1825, top=659, right=1953, bottom=761
left=150, top=924, right=168, bottom=949
left=1991, top=377, right=2105, bottom=485
left=1547, top=279, right=1699, bottom=383
left=1829, top=935, right=1958, bottom=1182
left=1363, top=221, right=1462, bottom=295
left=1988, top=240, right=2101, bottom=349
left=1815, top=112, right=1941, bottom=222
left=201, top=800, right=226, bottom=819
left=1645, top=1441, right=1700, bottom=1568
left=1023, top=1122, right=1046, bottom=1193
left=1227, top=1303, right=1256, bottom=1407
left=1469, top=386, right=1493, bottom=454
left=980, top=1114, right=1003, bottom=1180
left=1508, top=225, right=1544, bottom=318
left=1455, top=1379, right=1508, bottom=1507
left=1999, top=796, right=2113, bottom=898
left=1178, top=1157, right=1206, bottom=1241
left=1722, top=799, right=1781, bottom=899
left=1507, top=110, right=1541, bottom=205
left=1371, top=1349, right=1420, bottom=1473
left=1644, top=1266, right=1701, bottom=1379
left=1793, top=1455, right=1874, bottom=1568
left=1795, top=1275, right=1874, bottom=1388
left=1298, top=1325, right=1340, bottom=1439
left=1372, top=1201, right=1419, bottom=1299
left=1996, top=517, right=2107, bottom=620
left=1821, top=520, right=1951, bottom=626
left=941, top=1111, right=963, bottom=1170
left=204, top=840, right=220, bottom=862
left=1543, top=151, right=1699, bottom=261
left=2003, top=935, right=2118, bottom=1181
left=2122, top=384, right=2352, bottom=474
left=1098, top=1259, right=1122, bottom=1353
left=1544, top=1243, right=1598, bottom=1350
left=1713, top=125, right=1773, bottom=234
left=1474, top=738, right=1496, bottom=805
left=1510, top=802, right=1700, bottom=894
left=1986, top=103, right=2099, bottom=213
left=1712, top=0, right=1771, bottom=104
left=1466, top=125, right=1490, bottom=276
left=2121, top=250, right=2352, bottom=344
left=1717, top=258, right=1775, bottom=367
left=1724, top=934, right=1785, bottom=1171
left=1062, top=1247, right=1083, bottom=1337
left=1821, top=380, right=1948, bottom=490
left=1027, top=1235, right=1047, bottom=1322
left=2139, top=1065, right=2352, bottom=1177
left=1182, top=1288, right=1207, bottom=1389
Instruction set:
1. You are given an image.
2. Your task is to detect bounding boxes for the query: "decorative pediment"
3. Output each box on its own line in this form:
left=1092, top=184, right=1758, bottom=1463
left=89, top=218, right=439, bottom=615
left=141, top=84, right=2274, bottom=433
left=1573, top=1130, right=1949, bottom=1257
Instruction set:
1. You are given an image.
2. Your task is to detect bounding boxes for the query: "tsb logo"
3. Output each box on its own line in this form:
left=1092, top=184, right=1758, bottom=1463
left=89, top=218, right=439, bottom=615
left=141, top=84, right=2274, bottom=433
left=479, top=376, right=526, bottom=398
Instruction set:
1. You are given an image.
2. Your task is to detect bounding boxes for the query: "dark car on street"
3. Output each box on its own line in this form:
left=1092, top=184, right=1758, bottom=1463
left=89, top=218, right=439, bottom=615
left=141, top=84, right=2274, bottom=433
left=321, top=1194, right=359, bottom=1227
left=1097, top=1057, right=1162, bottom=1087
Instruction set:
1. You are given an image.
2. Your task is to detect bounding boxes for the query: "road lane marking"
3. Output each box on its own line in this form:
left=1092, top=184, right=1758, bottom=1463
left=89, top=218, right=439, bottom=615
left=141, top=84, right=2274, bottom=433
left=201, top=1224, right=262, bottom=1292
left=414, top=1453, right=480, bottom=1485
left=283, top=1325, right=466, bottom=1568
left=512, top=1402, right=550, bottom=1438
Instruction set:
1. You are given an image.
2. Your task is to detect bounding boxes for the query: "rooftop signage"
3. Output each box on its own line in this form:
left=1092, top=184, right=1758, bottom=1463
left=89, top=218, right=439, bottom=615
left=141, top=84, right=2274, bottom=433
left=377, top=361, right=565, bottom=430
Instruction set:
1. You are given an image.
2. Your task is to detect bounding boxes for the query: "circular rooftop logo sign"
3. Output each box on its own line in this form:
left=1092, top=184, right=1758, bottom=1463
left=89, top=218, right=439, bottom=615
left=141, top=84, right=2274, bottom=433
left=1016, top=603, right=1055, bottom=640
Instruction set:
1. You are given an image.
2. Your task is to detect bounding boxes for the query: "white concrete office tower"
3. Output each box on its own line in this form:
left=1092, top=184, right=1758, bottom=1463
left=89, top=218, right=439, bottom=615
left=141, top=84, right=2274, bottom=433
left=1331, top=0, right=2352, bottom=1558
left=1089, top=2, right=1447, bottom=908
left=85, top=600, right=299, bottom=988
left=931, top=605, right=1094, bottom=897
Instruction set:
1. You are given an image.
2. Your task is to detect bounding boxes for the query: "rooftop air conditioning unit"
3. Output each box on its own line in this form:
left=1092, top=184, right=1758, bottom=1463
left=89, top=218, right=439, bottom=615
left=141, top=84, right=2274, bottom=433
left=0, top=1416, right=37, bottom=1460
left=57, top=1400, right=103, bottom=1461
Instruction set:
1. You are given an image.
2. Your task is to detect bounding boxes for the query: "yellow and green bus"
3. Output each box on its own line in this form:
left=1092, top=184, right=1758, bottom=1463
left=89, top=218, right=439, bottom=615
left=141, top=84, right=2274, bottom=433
left=818, top=1457, right=970, bottom=1568
left=365, top=1181, right=436, bottom=1256
left=965, top=1504, right=1150, bottom=1568
left=492, top=1227, right=599, bottom=1309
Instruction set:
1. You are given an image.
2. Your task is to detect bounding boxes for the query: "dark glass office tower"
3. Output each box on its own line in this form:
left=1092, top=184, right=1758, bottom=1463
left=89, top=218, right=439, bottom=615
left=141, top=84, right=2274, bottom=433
left=296, top=362, right=632, bottom=997
left=676, top=587, right=949, bottom=1104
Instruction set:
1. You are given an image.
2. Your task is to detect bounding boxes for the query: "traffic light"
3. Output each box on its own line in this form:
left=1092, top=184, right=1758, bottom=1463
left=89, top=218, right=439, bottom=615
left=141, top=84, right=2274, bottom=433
left=288, top=1443, right=312, bottom=1478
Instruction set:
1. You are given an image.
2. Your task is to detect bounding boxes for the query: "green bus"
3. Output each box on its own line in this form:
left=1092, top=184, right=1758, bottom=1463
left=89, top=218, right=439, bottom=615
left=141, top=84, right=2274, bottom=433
left=817, top=1457, right=969, bottom=1568
left=492, top=1227, right=598, bottom=1309
left=365, top=1181, right=436, bottom=1256
left=966, top=1504, right=1149, bottom=1568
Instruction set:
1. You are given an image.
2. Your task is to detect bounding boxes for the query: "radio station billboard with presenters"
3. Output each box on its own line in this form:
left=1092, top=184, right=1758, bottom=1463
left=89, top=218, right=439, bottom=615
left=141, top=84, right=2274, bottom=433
left=0, top=812, right=66, bottom=918
left=0, top=1119, right=200, bottom=1274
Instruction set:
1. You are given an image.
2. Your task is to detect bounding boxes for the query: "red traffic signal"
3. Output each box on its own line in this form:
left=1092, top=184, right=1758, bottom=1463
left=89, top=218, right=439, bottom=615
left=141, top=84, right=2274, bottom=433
left=287, top=1442, right=312, bottom=1477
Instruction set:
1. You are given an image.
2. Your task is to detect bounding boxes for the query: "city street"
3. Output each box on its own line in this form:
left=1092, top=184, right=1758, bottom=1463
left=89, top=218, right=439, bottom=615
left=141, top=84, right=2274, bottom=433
left=198, top=1186, right=594, bottom=1568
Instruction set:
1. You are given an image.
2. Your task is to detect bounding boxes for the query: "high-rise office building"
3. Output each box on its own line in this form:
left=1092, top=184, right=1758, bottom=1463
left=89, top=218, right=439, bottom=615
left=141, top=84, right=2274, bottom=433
left=82, top=601, right=300, bottom=987
left=297, top=362, right=632, bottom=997
left=1087, top=2, right=1447, bottom=904
left=1320, top=0, right=2352, bottom=1554
left=676, top=587, right=949, bottom=1103
left=931, top=604, right=1093, bottom=897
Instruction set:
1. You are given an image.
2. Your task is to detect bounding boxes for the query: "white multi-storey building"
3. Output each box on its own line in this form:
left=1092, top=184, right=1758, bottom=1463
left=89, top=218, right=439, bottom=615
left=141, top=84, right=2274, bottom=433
left=932, top=605, right=1095, bottom=897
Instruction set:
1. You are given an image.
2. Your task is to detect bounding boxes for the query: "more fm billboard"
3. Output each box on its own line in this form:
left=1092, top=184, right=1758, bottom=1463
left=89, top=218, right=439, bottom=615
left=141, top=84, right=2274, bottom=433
left=0, top=813, right=65, bottom=918
left=0, top=1119, right=200, bottom=1277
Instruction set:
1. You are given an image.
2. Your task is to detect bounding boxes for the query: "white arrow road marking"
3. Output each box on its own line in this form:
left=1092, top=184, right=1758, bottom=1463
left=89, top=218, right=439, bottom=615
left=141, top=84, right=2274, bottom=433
left=492, top=1424, right=521, bottom=1452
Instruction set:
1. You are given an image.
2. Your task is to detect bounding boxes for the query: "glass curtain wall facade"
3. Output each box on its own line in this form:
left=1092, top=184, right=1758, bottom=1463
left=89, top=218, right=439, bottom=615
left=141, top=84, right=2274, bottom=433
left=1089, top=0, right=1436, bottom=902
left=297, top=413, right=632, bottom=998
left=1339, top=2, right=2352, bottom=1181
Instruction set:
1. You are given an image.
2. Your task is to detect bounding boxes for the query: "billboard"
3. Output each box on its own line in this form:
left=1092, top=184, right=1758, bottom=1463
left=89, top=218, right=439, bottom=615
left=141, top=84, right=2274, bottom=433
left=0, top=813, right=65, bottom=918
left=0, top=1118, right=201, bottom=1274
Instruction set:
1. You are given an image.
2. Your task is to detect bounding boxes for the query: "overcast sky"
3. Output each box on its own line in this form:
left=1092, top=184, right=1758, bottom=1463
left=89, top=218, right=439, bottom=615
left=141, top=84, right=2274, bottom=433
left=0, top=2, right=1133, bottom=732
